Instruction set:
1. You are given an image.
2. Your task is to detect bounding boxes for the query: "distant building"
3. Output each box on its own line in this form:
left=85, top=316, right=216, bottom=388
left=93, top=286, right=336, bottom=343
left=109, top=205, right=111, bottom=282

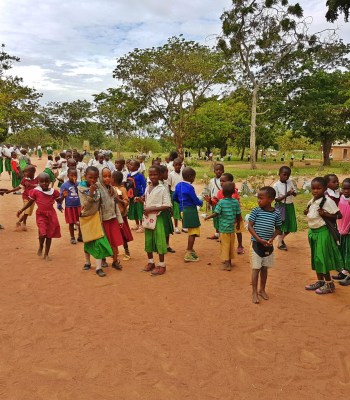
left=331, top=142, right=350, bottom=161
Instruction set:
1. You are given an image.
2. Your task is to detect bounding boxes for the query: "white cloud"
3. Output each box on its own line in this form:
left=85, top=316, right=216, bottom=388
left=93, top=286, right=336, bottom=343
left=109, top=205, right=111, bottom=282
left=0, top=0, right=349, bottom=103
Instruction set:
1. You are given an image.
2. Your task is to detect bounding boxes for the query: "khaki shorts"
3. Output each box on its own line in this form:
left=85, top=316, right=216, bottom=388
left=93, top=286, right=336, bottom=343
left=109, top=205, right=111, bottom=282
left=250, top=247, right=274, bottom=270
left=23, top=200, right=35, bottom=216
left=220, top=233, right=235, bottom=261
left=235, top=219, right=245, bottom=234
left=188, top=227, right=200, bottom=237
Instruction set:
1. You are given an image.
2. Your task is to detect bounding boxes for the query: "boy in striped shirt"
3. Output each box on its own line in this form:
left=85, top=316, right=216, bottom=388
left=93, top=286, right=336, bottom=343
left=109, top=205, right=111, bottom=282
left=248, top=187, right=282, bottom=304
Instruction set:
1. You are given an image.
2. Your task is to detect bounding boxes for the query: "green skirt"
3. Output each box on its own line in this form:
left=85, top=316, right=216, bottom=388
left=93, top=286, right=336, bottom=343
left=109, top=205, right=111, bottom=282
left=84, top=235, right=113, bottom=259
left=128, top=200, right=144, bottom=221
left=12, top=172, right=21, bottom=188
left=144, top=211, right=168, bottom=254
left=161, top=210, right=174, bottom=236
left=44, top=168, right=56, bottom=183
left=182, top=206, right=200, bottom=229
left=170, top=191, right=181, bottom=220
left=5, top=158, right=11, bottom=172
left=38, top=149, right=42, bottom=158
left=340, top=234, right=350, bottom=271
left=0, top=158, right=3, bottom=174
left=281, top=203, right=297, bottom=233
left=308, top=226, right=343, bottom=274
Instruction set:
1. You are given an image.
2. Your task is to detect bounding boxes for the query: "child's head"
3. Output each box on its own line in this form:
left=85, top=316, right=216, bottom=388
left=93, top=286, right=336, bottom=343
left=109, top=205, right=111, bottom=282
left=73, top=152, right=80, bottom=163
left=66, top=150, right=72, bottom=159
left=182, top=167, right=196, bottom=184
left=222, top=182, right=235, bottom=198
left=148, top=165, right=161, bottom=186
left=85, top=166, right=99, bottom=186
left=125, top=159, right=131, bottom=169
left=59, top=152, right=66, bottom=159
left=115, top=158, right=125, bottom=171
left=93, top=150, right=99, bottom=160
left=11, top=151, right=17, bottom=159
left=79, top=153, right=84, bottom=162
left=311, top=177, right=327, bottom=199
left=169, top=151, right=178, bottom=162
left=257, top=186, right=276, bottom=209
left=324, top=174, right=339, bottom=191
left=20, top=149, right=27, bottom=155
left=112, top=171, right=123, bottom=186
left=159, top=165, right=168, bottom=181
left=165, top=156, right=170, bottom=163
left=38, top=172, right=51, bottom=191
left=342, top=178, right=350, bottom=197
left=67, top=168, right=77, bottom=183
left=279, top=166, right=291, bottom=183
left=98, top=153, right=104, bottom=164
left=48, top=155, right=53, bottom=161
left=55, top=155, right=60, bottom=162
left=67, top=158, right=77, bottom=168
left=129, top=160, right=140, bottom=172
left=214, top=163, right=224, bottom=179
left=220, top=173, right=234, bottom=186
left=24, top=165, right=36, bottom=179
left=173, top=158, right=182, bottom=173
left=152, top=159, right=161, bottom=166
left=104, top=153, right=110, bottom=162
left=102, top=168, right=112, bottom=186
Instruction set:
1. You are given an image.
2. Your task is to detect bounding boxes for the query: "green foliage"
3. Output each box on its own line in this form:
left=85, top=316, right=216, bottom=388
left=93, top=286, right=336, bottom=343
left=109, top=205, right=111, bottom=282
left=122, top=137, right=162, bottom=153
left=8, top=128, right=55, bottom=147
left=326, top=0, right=350, bottom=22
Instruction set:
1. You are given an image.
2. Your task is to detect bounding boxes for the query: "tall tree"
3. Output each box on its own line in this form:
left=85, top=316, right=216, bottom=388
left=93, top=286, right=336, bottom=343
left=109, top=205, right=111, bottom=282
left=326, top=0, right=350, bottom=22
left=218, top=0, right=319, bottom=169
left=113, top=36, right=229, bottom=156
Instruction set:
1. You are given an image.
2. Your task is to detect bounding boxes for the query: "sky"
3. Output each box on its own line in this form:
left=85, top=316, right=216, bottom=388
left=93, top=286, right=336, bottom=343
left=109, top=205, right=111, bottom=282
left=0, top=0, right=349, bottom=103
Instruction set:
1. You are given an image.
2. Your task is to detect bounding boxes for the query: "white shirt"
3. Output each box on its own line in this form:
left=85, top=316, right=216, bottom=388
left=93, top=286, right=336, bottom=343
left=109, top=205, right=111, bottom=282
left=77, top=161, right=87, bottom=178
left=273, top=179, right=296, bottom=204
left=168, top=170, right=183, bottom=192
left=45, top=160, right=54, bottom=170
left=326, top=188, right=340, bottom=201
left=3, top=147, right=13, bottom=158
left=138, top=162, right=146, bottom=174
left=144, top=183, right=172, bottom=208
left=307, top=197, right=339, bottom=229
left=88, top=158, right=99, bottom=167
left=105, top=160, right=115, bottom=172
left=208, top=177, right=221, bottom=197
left=59, top=158, right=68, bottom=173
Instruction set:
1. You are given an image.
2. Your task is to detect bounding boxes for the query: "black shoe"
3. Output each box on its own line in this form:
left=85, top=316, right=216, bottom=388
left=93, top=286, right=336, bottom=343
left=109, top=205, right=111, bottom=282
left=167, top=247, right=176, bottom=253
left=83, top=264, right=91, bottom=270
left=77, top=236, right=83, bottom=242
left=112, top=261, right=123, bottom=270
left=96, top=269, right=106, bottom=277
left=339, top=275, right=350, bottom=286
left=332, top=272, right=347, bottom=280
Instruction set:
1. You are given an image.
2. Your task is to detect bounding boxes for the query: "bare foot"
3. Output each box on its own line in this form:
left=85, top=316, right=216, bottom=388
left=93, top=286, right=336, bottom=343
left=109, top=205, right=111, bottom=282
left=258, top=290, right=269, bottom=300
left=37, top=248, right=43, bottom=257
left=22, top=225, right=27, bottom=231
left=16, top=222, right=21, bottom=231
left=43, top=255, right=52, bottom=261
left=252, top=293, right=260, bottom=304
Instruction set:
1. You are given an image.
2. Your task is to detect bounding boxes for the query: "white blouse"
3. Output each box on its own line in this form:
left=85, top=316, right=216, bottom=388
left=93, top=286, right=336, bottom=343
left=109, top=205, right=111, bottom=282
left=307, top=197, right=339, bottom=229
left=273, top=180, right=296, bottom=204
left=144, top=184, right=172, bottom=209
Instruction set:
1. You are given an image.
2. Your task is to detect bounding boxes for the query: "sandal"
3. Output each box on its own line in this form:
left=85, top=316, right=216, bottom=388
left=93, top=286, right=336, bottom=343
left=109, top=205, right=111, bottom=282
left=143, top=262, right=155, bottom=272
left=123, top=254, right=131, bottom=261
left=305, top=280, right=325, bottom=291
left=207, top=235, right=219, bottom=240
left=112, top=260, right=123, bottom=270
left=315, top=282, right=335, bottom=294
left=167, top=247, right=176, bottom=253
left=70, top=238, right=77, bottom=244
left=237, top=246, right=245, bottom=255
left=151, top=266, right=166, bottom=276
left=278, top=240, right=288, bottom=251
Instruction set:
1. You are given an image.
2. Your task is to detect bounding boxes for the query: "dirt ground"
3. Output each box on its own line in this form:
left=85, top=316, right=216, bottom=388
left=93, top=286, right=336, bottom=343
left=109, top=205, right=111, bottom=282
left=0, top=159, right=350, bottom=400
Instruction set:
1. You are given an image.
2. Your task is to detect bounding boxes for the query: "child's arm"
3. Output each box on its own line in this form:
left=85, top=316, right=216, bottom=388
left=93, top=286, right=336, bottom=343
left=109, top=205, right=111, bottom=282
left=204, top=212, right=218, bottom=220
left=17, top=199, right=35, bottom=217
left=248, top=221, right=270, bottom=246
left=235, top=213, right=241, bottom=231
left=318, top=208, right=341, bottom=220
left=189, top=186, right=203, bottom=206
left=6, top=186, right=21, bottom=194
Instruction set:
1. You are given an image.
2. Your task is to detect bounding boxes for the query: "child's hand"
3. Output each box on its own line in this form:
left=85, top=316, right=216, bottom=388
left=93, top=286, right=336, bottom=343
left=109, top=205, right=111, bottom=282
left=143, top=208, right=150, bottom=216
left=16, top=210, right=22, bottom=217
left=318, top=209, right=326, bottom=217
left=267, top=238, right=274, bottom=246
left=258, top=239, right=270, bottom=246
left=89, top=184, right=97, bottom=196
left=62, top=190, right=68, bottom=198
left=203, top=195, right=211, bottom=203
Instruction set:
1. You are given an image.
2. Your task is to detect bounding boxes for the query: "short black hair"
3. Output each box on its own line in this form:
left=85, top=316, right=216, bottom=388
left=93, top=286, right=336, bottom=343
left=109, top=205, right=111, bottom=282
left=149, top=165, right=161, bottom=174
left=182, top=167, right=196, bottom=180
left=131, top=160, right=140, bottom=169
left=324, top=174, right=338, bottom=183
left=67, top=167, right=77, bottom=175
left=169, top=151, right=178, bottom=161
left=112, top=170, right=123, bottom=184
left=173, top=158, right=182, bottom=165
left=215, top=163, right=224, bottom=171
left=259, top=186, right=276, bottom=200
left=158, top=165, right=167, bottom=174
left=279, top=166, right=291, bottom=174
left=222, top=182, right=235, bottom=197
left=312, top=177, right=327, bottom=189
left=86, top=166, right=99, bottom=176
left=342, top=178, right=350, bottom=186
left=221, top=173, right=234, bottom=182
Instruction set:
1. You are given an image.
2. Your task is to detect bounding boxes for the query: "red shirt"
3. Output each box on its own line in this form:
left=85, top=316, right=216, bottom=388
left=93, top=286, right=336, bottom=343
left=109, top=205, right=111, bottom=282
left=211, top=189, right=240, bottom=206
left=21, top=177, right=39, bottom=201
left=11, top=159, right=20, bottom=174
left=29, top=188, right=60, bottom=212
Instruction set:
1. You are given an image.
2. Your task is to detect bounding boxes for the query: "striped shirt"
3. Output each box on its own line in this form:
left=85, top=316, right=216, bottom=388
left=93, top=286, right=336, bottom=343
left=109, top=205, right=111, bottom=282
left=215, top=198, right=241, bottom=233
left=249, top=207, right=282, bottom=241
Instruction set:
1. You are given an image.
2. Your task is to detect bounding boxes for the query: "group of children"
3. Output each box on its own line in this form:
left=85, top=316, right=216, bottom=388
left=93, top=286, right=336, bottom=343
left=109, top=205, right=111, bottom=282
left=1, top=146, right=350, bottom=303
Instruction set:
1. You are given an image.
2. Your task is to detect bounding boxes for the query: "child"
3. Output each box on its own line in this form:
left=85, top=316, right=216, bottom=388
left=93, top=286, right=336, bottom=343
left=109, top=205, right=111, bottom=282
left=114, top=158, right=128, bottom=183
left=273, top=166, right=297, bottom=251
left=111, top=171, right=133, bottom=261
left=159, top=165, right=175, bottom=253
left=57, top=158, right=78, bottom=184
left=104, top=153, right=115, bottom=172
left=10, top=151, right=22, bottom=194
left=138, top=156, right=146, bottom=176
left=206, top=163, right=224, bottom=240
left=336, top=178, right=350, bottom=286
left=324, top=174, right=340, bottom=205
left=76, top=153, right=87, bottom=181
left=248, top=187, right=282, bottom=304
left=17, top=172, right=66, bottom=260
left=304, top=177, right=343, bottom=295
left=168, top=158, right=183, bottom=234
left=141, top=165, right=172, bottom=275
left=208, top=173, right=245, bottom=254
left=99, top=168, right=124, bottom=270
left=127, top=160, right=147, bottom=232
left=77, top=166, right=113, bottom=277
left=205, top=182, right=241, bottom=271
left=44, top=155, right=58, bottom=186
left=7, top=165, right=38, bottom=230
left=60, top=168, right=82, bottom=244
left=173, top=167, right=203, bottom=262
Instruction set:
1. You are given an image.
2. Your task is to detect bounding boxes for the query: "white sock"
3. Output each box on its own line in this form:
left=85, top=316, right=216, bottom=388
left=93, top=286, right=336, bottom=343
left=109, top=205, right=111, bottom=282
left=84, top=252, right=91, bottom=265
left=214, top=232, right=219, bottom=238
left=96, top=259, right=102, bottom=270
left=277, top=235, right=283, bottom=245
left=158, top=262, right=165, bottom=267
left=148, top=258, right=154, bottom=264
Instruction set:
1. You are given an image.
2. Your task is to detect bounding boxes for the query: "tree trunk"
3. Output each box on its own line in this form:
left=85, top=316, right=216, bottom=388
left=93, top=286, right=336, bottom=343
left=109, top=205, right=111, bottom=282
left=255, top=146, right=259, bottom=161
left=240, top=146, right=245, bottom=161
left=322, top=139, right=332, bottom=166
left=220, top=143, right=228, bottom=157
left=250, top=86, right=258, bottom=169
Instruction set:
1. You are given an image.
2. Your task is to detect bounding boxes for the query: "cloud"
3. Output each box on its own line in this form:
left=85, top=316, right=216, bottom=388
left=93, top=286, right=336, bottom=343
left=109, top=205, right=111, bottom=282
left=0, top=0, right=349, bottom=103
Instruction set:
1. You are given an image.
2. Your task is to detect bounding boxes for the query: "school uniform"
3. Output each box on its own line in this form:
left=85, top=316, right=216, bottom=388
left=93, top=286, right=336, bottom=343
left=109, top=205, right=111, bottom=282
left=160, top=180, right=174, bottom=236
left=325, top=188, right=340, bottom=206
left=208, top=177, right=222, bottom=231
left=307, top=197, right=343, bottom=274
left=127, top=171, right=147, bottom=221
left=3, top=147, right=13, bottom=173
left=273, top=179, right=297, bottom=233
left=168, top=170, right=182, bottom=221
left=113, top=185, right=133, bottom=243
left=212, top=189, right=245, bottom=233
left=60, top=181, right=81, bottom=224
left=21, top=177, right=38, bottom=216
left=10, top=158, right=21, bottom=188
left=44, top=160, right=56, bottom=183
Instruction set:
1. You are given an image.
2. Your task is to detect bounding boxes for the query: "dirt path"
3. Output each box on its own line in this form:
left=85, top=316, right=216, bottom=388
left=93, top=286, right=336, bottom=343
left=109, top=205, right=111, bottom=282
left=0, top=159, right=349, bottom=400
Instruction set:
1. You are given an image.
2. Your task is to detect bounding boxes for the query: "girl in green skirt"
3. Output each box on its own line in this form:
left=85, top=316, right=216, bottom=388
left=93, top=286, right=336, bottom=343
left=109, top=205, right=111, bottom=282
left=273, top=166, right=297, bottom=251
left=141, top=165, right=172, bottom=276
left=159, top=165, right=175, bottom=252
left=304, top=177, right=343, bottom=295
left=78, top=166, right=113, bottom=278
left=10, top=152, right=22, bottom=191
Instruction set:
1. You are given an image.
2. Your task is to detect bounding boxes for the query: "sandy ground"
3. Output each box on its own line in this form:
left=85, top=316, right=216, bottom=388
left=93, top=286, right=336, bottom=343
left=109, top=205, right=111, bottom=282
left=0, top=159, right=350, bottom=400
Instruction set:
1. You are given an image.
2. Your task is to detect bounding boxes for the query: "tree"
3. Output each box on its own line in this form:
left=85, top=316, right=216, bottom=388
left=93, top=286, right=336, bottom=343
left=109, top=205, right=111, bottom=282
left=326, top=0, right=350, bottom=22
left=218, top=0, right=320, bottom=169
left=113, top=36, right=229, bottom=156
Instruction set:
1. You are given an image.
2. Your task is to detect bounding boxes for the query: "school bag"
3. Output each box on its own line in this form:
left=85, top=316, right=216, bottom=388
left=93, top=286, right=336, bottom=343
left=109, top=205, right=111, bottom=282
left=319, top=196, right=341, bottom=246
left=125, top=174, right=139, bottom=199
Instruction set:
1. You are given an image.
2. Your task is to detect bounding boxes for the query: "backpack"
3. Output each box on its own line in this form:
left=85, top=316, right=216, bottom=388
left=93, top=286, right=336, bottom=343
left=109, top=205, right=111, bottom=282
left=126, top=175, right=139, bottom=199
left=319, top=196, right=341, bottom=246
